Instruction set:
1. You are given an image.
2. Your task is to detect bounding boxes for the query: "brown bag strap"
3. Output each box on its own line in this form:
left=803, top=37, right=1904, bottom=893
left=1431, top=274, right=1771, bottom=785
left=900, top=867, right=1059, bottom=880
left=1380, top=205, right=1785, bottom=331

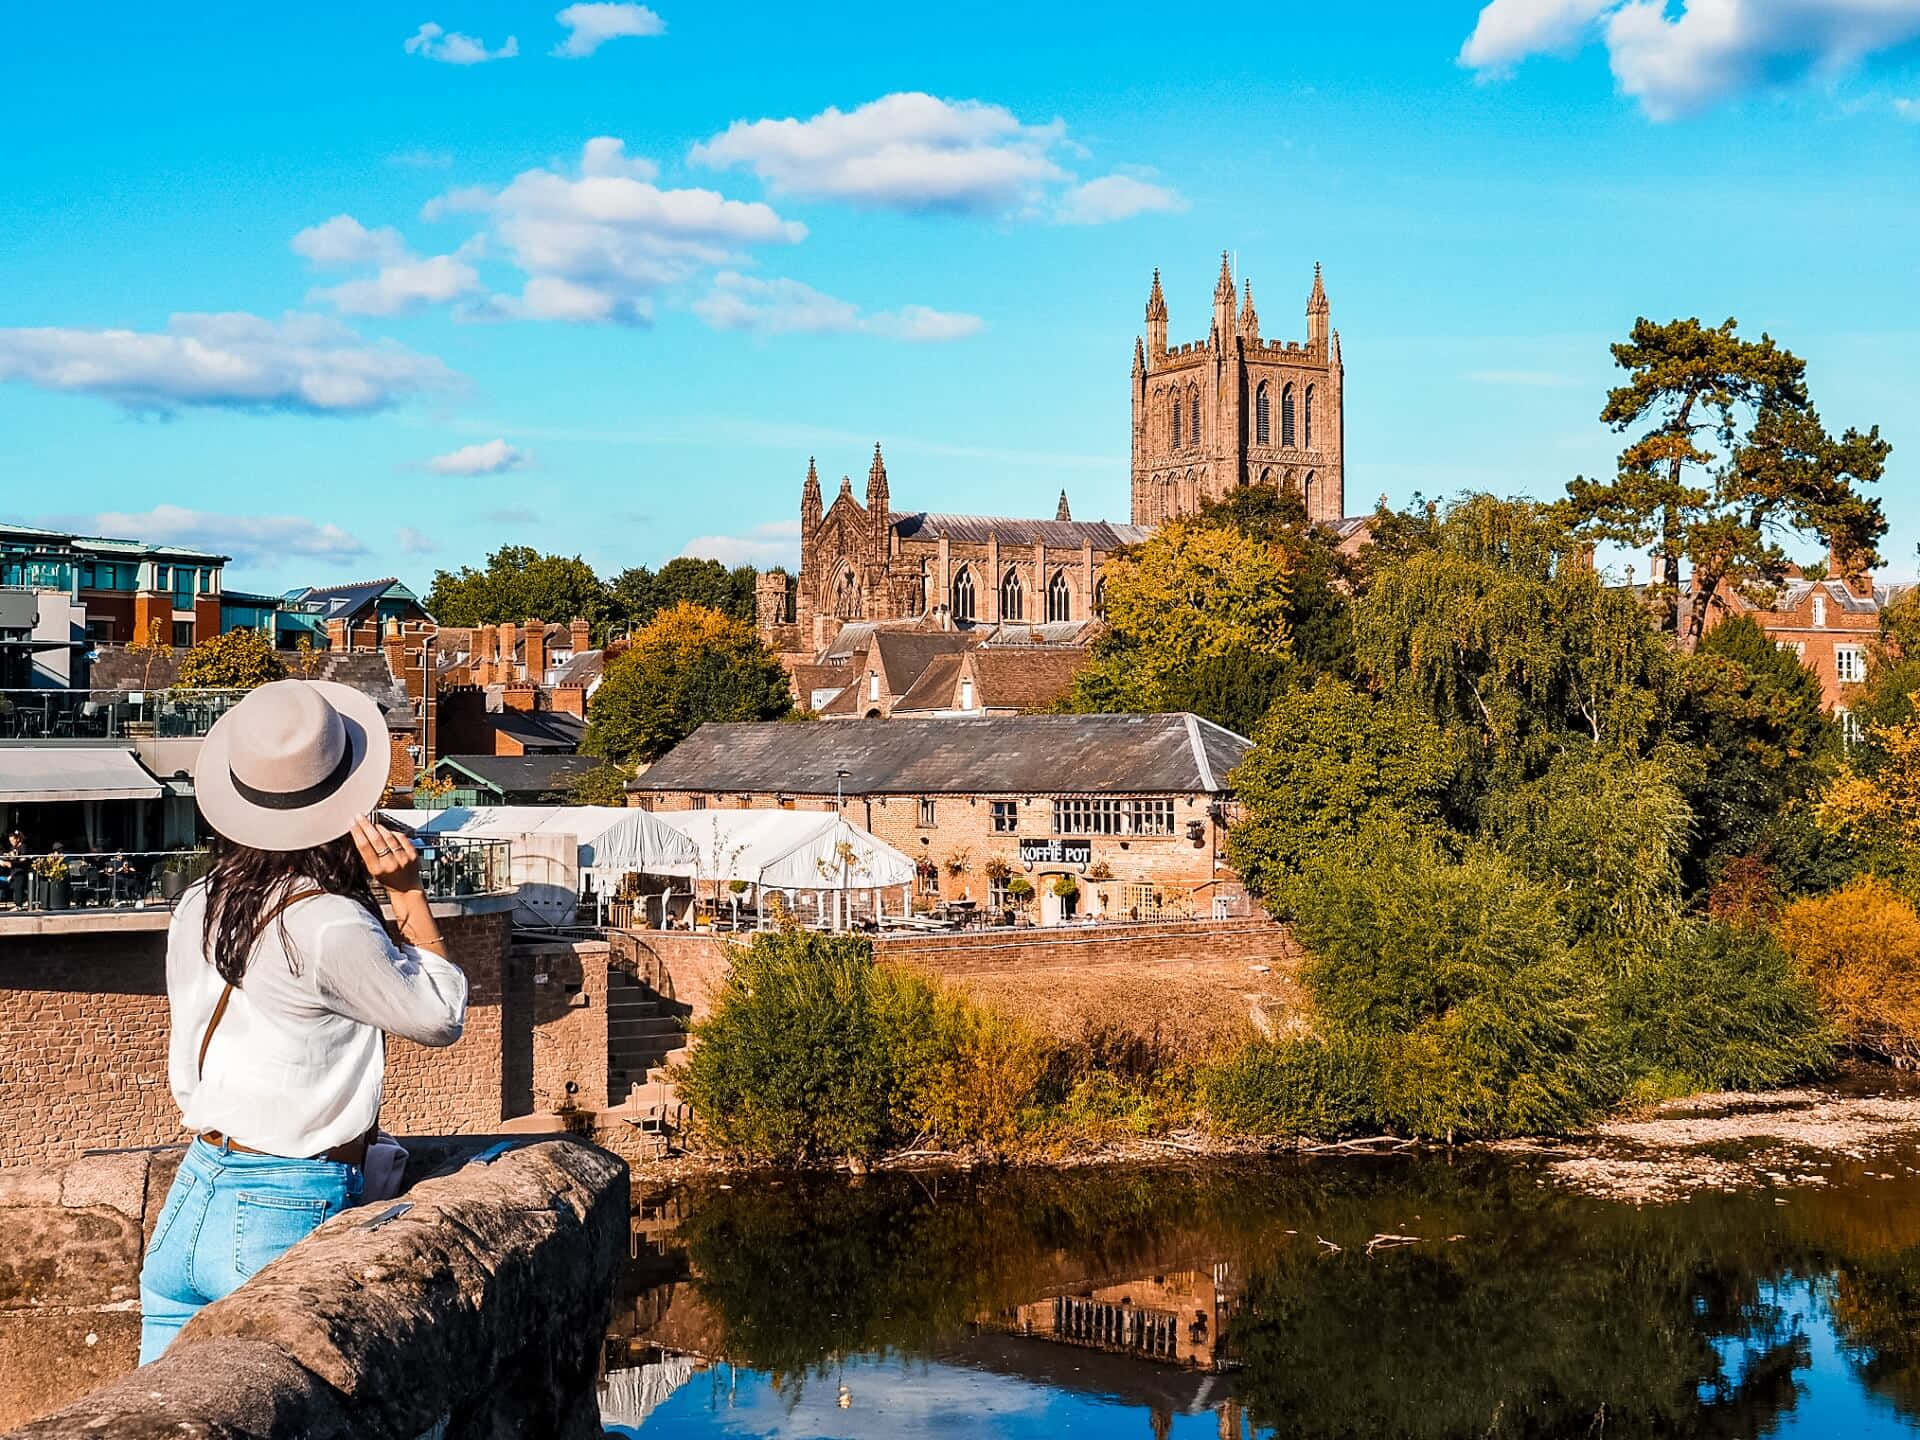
left=196, top=885, right=327, bottom=1080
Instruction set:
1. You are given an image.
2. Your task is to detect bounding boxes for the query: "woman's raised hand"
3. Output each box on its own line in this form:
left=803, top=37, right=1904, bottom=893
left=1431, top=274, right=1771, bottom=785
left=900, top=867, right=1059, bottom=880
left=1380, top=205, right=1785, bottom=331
left=350, top=817, right=424, bottom=894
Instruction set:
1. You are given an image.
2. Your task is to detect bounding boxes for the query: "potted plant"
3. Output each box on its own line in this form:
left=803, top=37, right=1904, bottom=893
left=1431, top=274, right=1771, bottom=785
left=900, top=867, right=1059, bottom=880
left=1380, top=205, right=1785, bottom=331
left=945, top=848, right=971, bottom=877
left=1005, top=873, right=1034, bottom=923
left=984, top=856, right=1012, bottom=883
left=33, top=853, right=70, bottom=911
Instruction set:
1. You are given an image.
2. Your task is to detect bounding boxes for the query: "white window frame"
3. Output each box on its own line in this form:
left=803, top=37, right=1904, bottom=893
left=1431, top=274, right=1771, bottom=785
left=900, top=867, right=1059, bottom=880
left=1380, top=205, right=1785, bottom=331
left=1835, top=645, right=1866, bottom=685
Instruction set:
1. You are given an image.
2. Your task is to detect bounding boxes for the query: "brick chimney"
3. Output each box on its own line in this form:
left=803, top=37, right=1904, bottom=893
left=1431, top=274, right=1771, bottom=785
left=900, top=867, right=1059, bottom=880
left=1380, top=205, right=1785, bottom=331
left=476, top=624, right=498, bottom=684
left=570, top=617, right=591, bottom=653
left=325, top=617, right=349, bottom=651
left=499, top=621, right=519, bottom=680
left=550, top=684, right=586, bottom=718
left=382, top=620, right=405, bottom=682
left=523, top=618, right=547, bottom=683
left=502, top=683, right=537, bottom=712
left=1831, top=535, right=1874, bottom=599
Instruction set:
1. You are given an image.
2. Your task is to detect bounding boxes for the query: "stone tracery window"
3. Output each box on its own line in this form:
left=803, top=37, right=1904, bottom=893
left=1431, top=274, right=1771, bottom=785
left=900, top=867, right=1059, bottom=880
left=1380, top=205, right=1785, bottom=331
left=1188, top=386, right=1201, bottom=449
left=1281, top=383, right=1296, bottom=448
left=1047, top=570, right=1071, bottom=623
left=833, top=566, right=861, bottom=619
left=1303, top=470, right=1316, bottom=517
left=1093, top=575, right=1107, bottom=619
left=951, top=566, right=976, bottom=623
left=1304, top=383, right=1316, bottom=449
left=1255, top=382, right=1270, bottom=445
left=1000, top=566, right=1024, bottom=622
left=1171, top=395, right=1183, bottom=451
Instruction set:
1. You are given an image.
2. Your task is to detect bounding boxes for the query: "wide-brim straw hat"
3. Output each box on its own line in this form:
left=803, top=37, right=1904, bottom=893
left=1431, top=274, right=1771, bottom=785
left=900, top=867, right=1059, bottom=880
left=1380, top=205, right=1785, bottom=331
left=195, top=679, right=391, bottom=852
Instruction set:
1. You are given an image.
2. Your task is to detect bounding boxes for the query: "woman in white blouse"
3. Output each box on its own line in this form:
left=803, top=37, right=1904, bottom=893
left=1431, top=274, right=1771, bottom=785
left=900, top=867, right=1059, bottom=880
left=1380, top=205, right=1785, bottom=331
left=138, top=679, right=470, bottom=1363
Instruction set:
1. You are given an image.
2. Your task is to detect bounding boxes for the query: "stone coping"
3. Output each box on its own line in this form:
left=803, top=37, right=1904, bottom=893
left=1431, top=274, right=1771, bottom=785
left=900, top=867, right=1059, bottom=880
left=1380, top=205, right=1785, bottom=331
left=0, top=891, right=515, bottom=938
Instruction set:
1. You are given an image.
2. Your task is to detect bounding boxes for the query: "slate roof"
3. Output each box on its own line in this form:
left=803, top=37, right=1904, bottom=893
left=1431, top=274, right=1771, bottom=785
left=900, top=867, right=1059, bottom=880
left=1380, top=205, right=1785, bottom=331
left=874, top=630, right=973, bottom=692
left=488, top=707, right=586, bottom=752
left=550, top=648, right=606, bottom=687
left=631, top=713, right=1250, bottom=796
left=284, top=577, right=428, bottom=624
left=435, top=751, right=603, bottom=799
left=87, top=648, right=418, bottom=731
left=890, top=512, right=1151, bottom=551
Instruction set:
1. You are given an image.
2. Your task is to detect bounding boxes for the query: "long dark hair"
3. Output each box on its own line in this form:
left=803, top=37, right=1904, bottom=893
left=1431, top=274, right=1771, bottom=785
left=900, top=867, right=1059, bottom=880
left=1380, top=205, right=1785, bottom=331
left=202, top=834, right=380, bottom=986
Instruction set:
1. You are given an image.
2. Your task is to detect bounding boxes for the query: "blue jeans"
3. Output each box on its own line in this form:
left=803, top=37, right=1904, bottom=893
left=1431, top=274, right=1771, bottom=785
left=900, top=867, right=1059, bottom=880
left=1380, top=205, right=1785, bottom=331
left=138, top=1138, right=362, bottom=1364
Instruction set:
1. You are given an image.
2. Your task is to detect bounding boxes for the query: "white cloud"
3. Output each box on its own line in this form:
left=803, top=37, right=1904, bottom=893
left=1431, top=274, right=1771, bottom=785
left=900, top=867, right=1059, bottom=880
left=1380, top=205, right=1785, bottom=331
left=679, top=519, right=800, bottom=568
left=313, top=252, right=482, bottom=316
left=425, top=437, right=530, bottom=475
left=551, top=3, right=665, bottom=58
left=395, top=526, right=438, bottom=554
left=430, top=137, right=804, bottom=325
left=692, top=272, right=982, bottom=341
left=61, top=506, right=369, bottom=567
left=1460, top=0, right=1617, bottom=69
left=1459, top=0, right=1920, bottom=118
left=1898, top=95, right=1920, bottom=117
left=291, top=214, right=407, bottom=268
left=0, top=312, right=456, bottom=415
left=404, top=21, right=518, bottom=64
left=1056, top=173, right=1188, bottom=225
left=690, top=92, right=1073, bottom=213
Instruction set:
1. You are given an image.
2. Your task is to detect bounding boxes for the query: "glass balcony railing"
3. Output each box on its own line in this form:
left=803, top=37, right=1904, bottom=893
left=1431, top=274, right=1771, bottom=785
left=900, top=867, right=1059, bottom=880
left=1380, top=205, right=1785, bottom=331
left=0, top=838, right=513, bottom=913
left=0, top=688, right=249, bottom=741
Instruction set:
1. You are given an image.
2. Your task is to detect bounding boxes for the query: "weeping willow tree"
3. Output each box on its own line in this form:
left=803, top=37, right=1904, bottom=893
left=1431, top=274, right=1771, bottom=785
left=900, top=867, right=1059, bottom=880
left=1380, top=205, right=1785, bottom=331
left=1351, top=494, right=1680, bottom=797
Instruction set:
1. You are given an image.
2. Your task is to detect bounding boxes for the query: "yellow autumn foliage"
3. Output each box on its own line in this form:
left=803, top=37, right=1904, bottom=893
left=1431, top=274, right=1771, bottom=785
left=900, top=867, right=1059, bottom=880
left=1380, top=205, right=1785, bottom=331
left=1818, top=699, right=1920, bottom=849
left=1779, top=876, right=1920, bottom=1065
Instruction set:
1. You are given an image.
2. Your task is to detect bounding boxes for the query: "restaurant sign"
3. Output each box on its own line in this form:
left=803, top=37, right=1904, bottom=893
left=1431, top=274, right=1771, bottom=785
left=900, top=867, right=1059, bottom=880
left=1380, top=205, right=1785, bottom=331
left=1018, top=838, right=1092, bottom=867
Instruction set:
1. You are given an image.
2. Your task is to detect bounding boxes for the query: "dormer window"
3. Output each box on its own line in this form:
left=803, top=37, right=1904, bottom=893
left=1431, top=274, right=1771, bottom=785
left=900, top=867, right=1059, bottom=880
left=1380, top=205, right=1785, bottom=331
left=868, top=670, right=880, bottom=701
left=1812, top=593, right=1827, bottom=628
left=960, top=678, right=975, bottom=711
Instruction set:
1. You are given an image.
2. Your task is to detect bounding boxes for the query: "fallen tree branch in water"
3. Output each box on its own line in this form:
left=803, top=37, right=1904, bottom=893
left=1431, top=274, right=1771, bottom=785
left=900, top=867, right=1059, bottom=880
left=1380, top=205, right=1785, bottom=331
left=1365, top=1233, right=1422, bottom=1255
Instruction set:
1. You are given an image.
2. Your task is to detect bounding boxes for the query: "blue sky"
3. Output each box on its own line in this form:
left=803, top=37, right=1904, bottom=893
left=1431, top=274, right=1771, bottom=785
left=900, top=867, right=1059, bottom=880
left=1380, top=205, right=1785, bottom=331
left=2, top=1, right=1917, bottom=594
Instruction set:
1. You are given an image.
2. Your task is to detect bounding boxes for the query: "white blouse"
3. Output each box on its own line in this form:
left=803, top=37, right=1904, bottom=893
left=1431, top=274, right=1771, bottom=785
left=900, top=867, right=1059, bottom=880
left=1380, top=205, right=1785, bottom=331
left=166, top=881, right=470, bottom=1158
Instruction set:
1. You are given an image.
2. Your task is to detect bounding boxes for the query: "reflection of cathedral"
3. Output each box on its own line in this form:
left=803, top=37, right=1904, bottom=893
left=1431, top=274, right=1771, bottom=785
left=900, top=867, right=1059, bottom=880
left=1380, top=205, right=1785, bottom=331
left=1003, top=1265, right=1240, bottom=1372
left=756, top=445, right=1147, bottom=657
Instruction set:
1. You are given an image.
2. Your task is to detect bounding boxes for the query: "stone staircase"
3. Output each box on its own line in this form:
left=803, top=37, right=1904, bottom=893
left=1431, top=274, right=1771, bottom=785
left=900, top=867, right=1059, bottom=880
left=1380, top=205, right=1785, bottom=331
left=606, top=967, right=689, bottom=1109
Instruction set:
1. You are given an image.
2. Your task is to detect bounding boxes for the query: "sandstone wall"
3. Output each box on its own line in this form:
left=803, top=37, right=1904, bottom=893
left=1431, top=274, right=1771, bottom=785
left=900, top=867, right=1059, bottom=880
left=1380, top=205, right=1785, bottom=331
left=874, top=915, right=1292, bottom=974
left=2, top=1139, right=627, bottom=1440
left=0, top=904, right=518, bottom=1170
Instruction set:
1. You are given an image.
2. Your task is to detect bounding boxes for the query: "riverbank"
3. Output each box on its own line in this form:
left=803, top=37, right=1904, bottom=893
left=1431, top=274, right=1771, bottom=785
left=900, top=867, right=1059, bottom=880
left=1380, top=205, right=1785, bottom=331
left=620, top=1063, right=1920, bottom=1199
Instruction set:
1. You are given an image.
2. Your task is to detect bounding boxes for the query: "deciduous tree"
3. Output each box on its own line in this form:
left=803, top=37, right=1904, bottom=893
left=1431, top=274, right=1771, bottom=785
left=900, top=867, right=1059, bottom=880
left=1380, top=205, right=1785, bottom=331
left=175, top=628, right=286, bottom=690
left=583, top=602, right=791, bottom=764
left=425, top=545, right=611, bottom=630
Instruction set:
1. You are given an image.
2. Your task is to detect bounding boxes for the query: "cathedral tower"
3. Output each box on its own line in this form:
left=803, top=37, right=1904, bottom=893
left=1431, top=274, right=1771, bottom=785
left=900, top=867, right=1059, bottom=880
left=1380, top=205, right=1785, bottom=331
left=1128, top=254, right=1346, bottom=528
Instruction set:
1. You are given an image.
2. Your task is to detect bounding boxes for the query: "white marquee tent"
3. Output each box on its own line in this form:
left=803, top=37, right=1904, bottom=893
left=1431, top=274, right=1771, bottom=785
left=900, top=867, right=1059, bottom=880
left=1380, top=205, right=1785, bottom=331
left=653, top=809, right=916, bottom=930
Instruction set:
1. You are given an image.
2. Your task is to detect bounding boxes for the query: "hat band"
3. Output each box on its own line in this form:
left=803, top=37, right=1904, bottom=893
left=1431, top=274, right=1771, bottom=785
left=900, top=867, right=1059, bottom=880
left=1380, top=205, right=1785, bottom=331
left=228, top=743, right=355, bottom=812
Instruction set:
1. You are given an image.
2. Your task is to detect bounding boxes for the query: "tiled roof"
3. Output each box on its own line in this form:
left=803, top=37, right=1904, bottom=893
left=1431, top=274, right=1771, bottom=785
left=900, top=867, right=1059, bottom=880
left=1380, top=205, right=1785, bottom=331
left=967, top=648, right=1086, bottom=711
left=632, top=712, right=1252, bottom=796
left=551, top=648, right=605, bottom=687
left=488, top=707, right=586, bottom=752
left=977, top=621, right=1099, bottom=647
left=890, top=512, right=1150, bottom=551
left=86, top=648, right=419, bottom=730
left=873, top=630, right=973, bottom=693
left=435, top=751, right=603, bottom=798
left=889, top=653, right=966, bottom=714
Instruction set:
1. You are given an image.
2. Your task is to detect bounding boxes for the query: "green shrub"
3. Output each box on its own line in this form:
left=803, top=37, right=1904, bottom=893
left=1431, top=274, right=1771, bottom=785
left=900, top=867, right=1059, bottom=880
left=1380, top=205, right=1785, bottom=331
left=1198, top=1035, right=1385, bottom=1138
left=1604, top=921, right=1833, bottom=1094
left=679, top=930, right=1047, bottom=1162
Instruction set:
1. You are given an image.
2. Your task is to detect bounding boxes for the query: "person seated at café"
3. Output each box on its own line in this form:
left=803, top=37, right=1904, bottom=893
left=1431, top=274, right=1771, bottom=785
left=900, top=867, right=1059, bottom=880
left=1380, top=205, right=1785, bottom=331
left=0, top=829, right=27, bottom=907
left=103, top=851, right=139, bottom=904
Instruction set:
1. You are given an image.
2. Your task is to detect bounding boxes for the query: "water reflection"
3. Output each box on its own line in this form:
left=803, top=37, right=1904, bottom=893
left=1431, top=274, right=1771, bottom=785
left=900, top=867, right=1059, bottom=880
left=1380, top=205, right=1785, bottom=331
left=602, top=1149, right=1920, bottom=1437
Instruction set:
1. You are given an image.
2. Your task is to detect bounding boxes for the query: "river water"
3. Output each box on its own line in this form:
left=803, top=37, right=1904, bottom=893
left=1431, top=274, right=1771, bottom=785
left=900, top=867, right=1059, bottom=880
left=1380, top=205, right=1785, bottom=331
left=597, top=1145, right=1920, bottom=1438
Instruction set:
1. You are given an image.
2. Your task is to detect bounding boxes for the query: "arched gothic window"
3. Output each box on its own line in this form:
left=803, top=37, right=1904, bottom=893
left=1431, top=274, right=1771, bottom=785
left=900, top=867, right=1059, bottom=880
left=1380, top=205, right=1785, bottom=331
left=1303, top=470, right=1316, bottom=516
left=914, top=558, right=930, bottom=616
left=1304, top=384, right=1315, bottom=449
left=833, top=566, right=861, bottom=619
left=1092, top=575, right=1108, bottom=619
left=1171, top=395, right=1183, bottom=451
left=1000, top=566, right=1024, bottom=622
left=951, top=566, right=975, bottom=623
left=1188, top=387, right=1201, bottom=449
left=1255, top=382, right=1270, bottom=445
left=1047, top=570, right=1071, bottom=623
left=1281, top=383, right=1296, bottom=448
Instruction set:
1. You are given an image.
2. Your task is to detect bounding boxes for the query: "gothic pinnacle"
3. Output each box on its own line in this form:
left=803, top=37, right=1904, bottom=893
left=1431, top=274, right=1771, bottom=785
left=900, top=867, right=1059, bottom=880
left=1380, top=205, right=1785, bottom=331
left=1308, top=261, right=1328, bottom=313
left=1056, top=490, right=1072, bottom=522
left=1145, top=267, right=1166, bottom=320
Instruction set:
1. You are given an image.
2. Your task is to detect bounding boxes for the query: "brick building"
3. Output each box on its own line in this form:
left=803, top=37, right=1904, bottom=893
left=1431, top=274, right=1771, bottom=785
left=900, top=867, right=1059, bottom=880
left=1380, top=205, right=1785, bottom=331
left=629, top=713, right=1253, bottom=924
left=1691, top=568, right=1915, bottom=720
left=1132, top=255, right=1346, bottom=526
